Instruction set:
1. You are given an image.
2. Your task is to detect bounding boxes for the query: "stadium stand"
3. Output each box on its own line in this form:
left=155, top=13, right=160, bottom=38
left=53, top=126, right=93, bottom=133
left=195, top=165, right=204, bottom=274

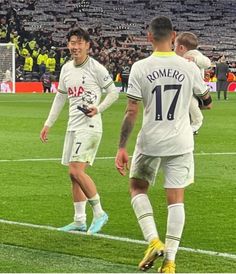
left=0, top=0, right=236, bottom=82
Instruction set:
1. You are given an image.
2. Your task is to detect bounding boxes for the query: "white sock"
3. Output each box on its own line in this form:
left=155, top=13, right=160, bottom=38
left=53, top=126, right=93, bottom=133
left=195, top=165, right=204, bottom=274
left=88, top=193, right=104, bottom=218
left=165, top=203, right=185, bottom=261
left=131, top=193, right=159, bottom=242
left=73, top=201, right=87, bottom=225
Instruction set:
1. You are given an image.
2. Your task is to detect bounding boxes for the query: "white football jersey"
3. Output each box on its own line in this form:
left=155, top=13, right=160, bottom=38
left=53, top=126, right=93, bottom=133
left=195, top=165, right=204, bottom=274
left=127, top=51, right=208, bottom=156
left=58, top=56, right=114, bottom=132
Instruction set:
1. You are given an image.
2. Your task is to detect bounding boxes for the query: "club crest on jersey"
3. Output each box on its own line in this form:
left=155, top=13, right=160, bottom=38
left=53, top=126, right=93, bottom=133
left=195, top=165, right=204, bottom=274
left=68, top=86, right=85, bottom=97
left=103, top=75, right=111, bottom=81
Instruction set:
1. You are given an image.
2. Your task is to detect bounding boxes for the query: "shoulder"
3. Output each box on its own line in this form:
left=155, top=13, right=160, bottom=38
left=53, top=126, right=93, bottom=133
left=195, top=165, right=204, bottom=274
left=135, top=56, right=152, bottom=66
left=88, top=57, right=107, bottom=73
left=89, top=57, right=105, bottom=69
left=178, top=56, right=201, bottom=76
left=64, top=60, right=73, bottom=67
left=174, top=54, right=197, bottom=68
left=61, top=60, right=73, bottom=71
left=130, top=56, right=152, bottom=73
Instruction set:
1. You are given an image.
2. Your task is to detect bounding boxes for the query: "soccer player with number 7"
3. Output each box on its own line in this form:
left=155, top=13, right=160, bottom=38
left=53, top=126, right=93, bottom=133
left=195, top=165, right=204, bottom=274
left=115, top=16, right=212, bottom=273
left=40, top=27, right=118, bottom=235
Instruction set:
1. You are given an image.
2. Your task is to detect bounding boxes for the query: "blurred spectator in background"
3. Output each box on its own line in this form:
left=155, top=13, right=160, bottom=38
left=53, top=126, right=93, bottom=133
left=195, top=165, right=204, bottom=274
left=23, top=52, right=33, bottom=73
left=215, top=55, right=229, bottom=100
left=227, top=71, right=236, bottom=82
left=0, top=17, right=8, bottom=43
left=120, top=59, right=132, bottom=92
left=32, top=43, right=40, bottom=71
left=46, top=51, right=56, bottom=73
left=16, top=64, right=24, bottom=81
left=40, top=70, right=53, bottom=93
left=37, top=47, right=48, bottom=72
left=38, top=60, right=46, bottom=76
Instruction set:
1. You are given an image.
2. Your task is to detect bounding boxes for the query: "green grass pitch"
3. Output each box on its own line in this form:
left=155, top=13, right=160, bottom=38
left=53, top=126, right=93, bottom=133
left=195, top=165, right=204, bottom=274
left=0, top=92, right=236, bottom=273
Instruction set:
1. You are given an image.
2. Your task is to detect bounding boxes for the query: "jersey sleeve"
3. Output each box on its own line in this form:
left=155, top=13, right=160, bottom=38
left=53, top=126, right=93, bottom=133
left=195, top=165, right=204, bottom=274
left=44, top=91, right=67, bottom=127
left=192, top=63, right=209, bottom=97
left=126, top=63, right=142, bottom=101
left=58, top=64, right=67, bottom=94
left=96, top=64, right=114, bottom=89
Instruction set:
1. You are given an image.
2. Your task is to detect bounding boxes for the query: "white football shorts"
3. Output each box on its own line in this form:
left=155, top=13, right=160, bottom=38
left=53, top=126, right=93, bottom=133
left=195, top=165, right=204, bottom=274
left=61, top=130, right=102, bottom=166
left=129, top=149, right=194, bottom=188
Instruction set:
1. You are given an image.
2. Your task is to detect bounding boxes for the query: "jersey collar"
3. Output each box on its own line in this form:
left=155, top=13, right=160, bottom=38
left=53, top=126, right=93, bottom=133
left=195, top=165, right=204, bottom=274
left=73, top=56, right=89, bottom=67
left=152, top=51, right=176, bottom=57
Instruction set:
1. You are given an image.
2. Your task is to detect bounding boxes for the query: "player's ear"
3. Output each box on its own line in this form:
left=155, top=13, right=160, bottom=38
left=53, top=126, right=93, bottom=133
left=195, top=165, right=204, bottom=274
left=147, top=31, right=153, bottom=43
left=171, top=31, right=176, bottom=44
left=86, top=41, right=90, bottom=51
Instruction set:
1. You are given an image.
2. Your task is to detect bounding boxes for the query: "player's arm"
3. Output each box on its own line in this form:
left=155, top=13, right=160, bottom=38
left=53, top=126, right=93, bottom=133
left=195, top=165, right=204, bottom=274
left=115, top=98, right=139, bottom=176
left=197, top=91, right=212, bottom=109
left=87, top=82, right=119, bottom=117
left=119, top=98, right=139, bottom=148
left=40, top=90, right=67, bottom=142
left=97, top=82, right=119, bottom=113
left=190, top=62, right=212, bottom=110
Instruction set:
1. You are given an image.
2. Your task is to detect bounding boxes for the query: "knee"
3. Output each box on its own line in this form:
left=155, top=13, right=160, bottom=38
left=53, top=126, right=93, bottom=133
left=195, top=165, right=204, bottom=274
left=69, top=168, right=85, bottom=184
left=129, top=178, right=149, bottom=197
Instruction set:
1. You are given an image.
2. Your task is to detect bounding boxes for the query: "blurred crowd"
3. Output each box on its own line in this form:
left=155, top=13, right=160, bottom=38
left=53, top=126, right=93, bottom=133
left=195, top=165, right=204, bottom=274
left=0, top=5, right=150, bottom=83
left=0, top=3, right=236, bottom=85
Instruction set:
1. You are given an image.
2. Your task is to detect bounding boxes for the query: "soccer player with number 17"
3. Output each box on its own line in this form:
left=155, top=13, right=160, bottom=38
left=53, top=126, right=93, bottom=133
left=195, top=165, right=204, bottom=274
left=115, top=16, right=212, bottom=273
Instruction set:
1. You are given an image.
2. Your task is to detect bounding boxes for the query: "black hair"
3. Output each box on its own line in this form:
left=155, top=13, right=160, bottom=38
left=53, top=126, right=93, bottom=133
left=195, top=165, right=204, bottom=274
left=66, top=27, right=90, bottom=42
left=149, top=16, right=173, bottom=41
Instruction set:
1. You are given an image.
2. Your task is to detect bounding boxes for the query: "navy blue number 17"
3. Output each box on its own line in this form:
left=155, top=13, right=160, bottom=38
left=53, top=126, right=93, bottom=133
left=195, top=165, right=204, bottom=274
left=152, top=84, right=182, bottom=121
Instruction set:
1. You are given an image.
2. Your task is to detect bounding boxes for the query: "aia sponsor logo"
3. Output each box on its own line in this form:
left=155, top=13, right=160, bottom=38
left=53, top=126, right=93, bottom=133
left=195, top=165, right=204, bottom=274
left=68, top=86, right=85, bottom=97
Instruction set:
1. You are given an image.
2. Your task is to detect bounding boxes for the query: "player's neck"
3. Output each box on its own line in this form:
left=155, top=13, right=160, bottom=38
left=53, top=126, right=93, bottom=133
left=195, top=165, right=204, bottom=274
left=153, top=41, right=172, bottom=52
left=73, top=55, right=89, bottom=66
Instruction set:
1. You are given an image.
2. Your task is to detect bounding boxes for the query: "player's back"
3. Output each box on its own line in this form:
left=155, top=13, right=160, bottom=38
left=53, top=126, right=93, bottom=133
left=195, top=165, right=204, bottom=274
left=127, top=52, right=207, bottom=156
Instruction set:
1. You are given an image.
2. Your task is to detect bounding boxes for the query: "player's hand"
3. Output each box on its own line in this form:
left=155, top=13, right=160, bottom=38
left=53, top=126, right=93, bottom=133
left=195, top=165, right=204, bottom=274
left=40, top=126, right=50, bottom=143
left=86, top=106, right=98, bottom=117
left=115, top=148, right=129, bottom=176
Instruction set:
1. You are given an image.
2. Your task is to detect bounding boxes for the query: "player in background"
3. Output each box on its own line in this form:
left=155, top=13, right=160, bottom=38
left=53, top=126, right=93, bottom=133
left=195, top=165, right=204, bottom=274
left=115, top=16, right=212, bottom=273
left=40, top=28, right=119, bottom=234
left=174, top=32, right=211, bottom=135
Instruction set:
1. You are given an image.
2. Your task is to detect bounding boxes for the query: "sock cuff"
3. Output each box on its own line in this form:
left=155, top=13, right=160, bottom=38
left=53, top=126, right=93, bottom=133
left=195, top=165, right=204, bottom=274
left=88, top=193, right=100, bottom=201
left=168, top=203, right=184, bottom=209
left=74, top=200, right=87, bottom=206
left=131, top=193, right=148, bottom=206
left=88, top=193, right=100, bottom=206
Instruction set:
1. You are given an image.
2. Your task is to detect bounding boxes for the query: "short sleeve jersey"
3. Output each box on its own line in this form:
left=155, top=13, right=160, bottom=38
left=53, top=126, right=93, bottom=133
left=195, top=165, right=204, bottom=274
left=58, top=56, right=114, bottom=132
left=127, top=52, right=208, bottom=156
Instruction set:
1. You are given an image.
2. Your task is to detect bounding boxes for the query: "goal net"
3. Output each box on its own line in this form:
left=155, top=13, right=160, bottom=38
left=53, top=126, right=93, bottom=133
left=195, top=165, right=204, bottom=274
left=0, top=43, right=15, bottom=93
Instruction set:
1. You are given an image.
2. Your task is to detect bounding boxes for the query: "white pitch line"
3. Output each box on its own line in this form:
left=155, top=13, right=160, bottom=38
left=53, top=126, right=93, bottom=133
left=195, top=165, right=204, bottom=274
left=1, top=152, right=236, bottom=163
left=0, top=158, right=61, bottom=163
left=0, top=219, right=236, bottom=261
